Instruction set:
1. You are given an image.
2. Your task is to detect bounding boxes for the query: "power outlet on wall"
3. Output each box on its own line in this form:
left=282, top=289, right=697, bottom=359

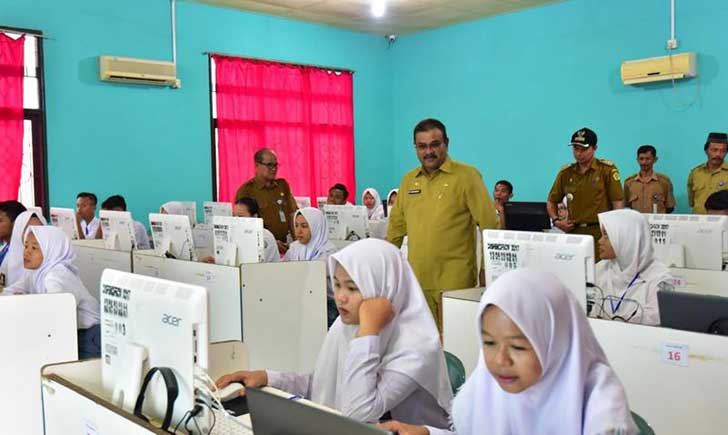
left=666, top=38, right=679, bottom=50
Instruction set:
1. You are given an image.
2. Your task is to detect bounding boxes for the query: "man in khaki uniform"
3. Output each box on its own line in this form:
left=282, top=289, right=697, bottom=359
left=387, top=119, right=498, bottom=328
left=547, top=128, right=624, bottom=261
left=624, top=145, right=676, bottom=213
left=235, top=148, right=298, bottom=252
left=687, top=132, right=728, bottom=214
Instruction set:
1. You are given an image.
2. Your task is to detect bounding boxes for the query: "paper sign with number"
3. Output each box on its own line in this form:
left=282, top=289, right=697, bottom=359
left=661, top=342, right=689, bottom=367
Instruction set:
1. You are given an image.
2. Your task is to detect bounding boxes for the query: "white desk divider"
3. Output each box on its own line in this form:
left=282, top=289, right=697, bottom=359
left=241, top=261, right=327, bottom=372
left=442, top=288, right=483, bottom=376
left=0, top=294, right=77, bottom=435
left=669, top=267, right=728, bottom=297
left=72, top=239, right=133, bottom=302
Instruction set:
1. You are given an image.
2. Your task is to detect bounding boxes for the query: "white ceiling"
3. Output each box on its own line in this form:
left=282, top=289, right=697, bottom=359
left=192, top=0, right=563, bottom=35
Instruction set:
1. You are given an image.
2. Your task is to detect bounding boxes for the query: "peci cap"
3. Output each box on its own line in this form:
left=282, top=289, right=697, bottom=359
left=570, top=128, right=597, bottom=148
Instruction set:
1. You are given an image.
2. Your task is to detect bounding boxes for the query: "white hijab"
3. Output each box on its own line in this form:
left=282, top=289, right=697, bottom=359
left=361, top=188, right=384, bottom=220
left=4, top=210, right=47, bottom=285
left=597, top=209, right=672, bottom=291
left=285, top=207, right=336, bottom=261
left=387, top=189, right=398, bottom=206
left=160, top=201, right=185, bottom=216
left=453, top=268, right=636, bottom=435
left=25, top=226, right=79, bottom=294
left=311, top=239, right=453, bottom=414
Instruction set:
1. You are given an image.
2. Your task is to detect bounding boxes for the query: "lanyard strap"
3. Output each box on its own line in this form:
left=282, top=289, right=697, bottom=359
left=610, top=273, right=640, bottom=314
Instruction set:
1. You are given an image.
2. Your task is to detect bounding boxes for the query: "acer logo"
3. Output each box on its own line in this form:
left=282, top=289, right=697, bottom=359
left=162, top=314, right=182, bottom=327
left=554, top=253, right=575, bottom=261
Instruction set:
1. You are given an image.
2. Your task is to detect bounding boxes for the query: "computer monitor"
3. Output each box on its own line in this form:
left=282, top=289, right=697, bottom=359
left=203, top=201, right=232, bottom=225
left=483, top=229, right=596, bottom=310
left=247, top=387, right=390, bottom=435
left=100, top=269, right=209, bottom=428
left=100, top=210, right=137, bottom=251
left=50, top=207, right=79, bottom=240
left=658, top=290, right=728, bottom=336
left=324, top=205, right=369, bottom=241
left=149, top=213, right=197, bottom=261
left=180, top=201, right=197, bottom=227
left=503, top=202, right=551, bottom=232
left=295, top=196, right=312, bottom=209
left=316, top=197, right=327, bottom=209
left=647, top=214, right=728, bottom=271
left=212, top=216, right=264, bottom=266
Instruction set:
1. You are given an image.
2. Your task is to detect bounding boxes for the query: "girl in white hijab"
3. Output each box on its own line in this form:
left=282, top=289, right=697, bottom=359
left=383, top=268, right=637, bottom=435
left=160, top=201, right=185, bottom=216
left=387, top=189, right=399, bottom=208
left=362, top=188, right=385, bottom=220
left=0, top=209, right=46, bottom=288
left=217, top=239, right=453, bottom=428
left=594, top=209, right=673, bottom=326
left=6, top=226, right=101, bottom=359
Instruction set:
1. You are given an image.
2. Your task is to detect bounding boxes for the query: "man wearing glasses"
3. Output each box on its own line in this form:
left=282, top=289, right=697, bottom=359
left=386, top=118, right=498, bottom=329
left=235, top=148, right=298, bottom=253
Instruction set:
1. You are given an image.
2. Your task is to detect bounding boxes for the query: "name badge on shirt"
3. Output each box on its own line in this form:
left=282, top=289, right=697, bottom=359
left=408, top=189, right=422, bottom=195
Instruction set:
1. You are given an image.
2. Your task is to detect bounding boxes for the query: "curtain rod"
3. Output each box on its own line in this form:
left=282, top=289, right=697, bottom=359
left=0, top=27, right=52, bottom=39
left=203, top=51, right=354, bottom=74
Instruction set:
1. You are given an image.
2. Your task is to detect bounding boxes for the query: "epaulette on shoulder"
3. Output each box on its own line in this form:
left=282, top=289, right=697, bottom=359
left=598, top=158, right=615, bottom=167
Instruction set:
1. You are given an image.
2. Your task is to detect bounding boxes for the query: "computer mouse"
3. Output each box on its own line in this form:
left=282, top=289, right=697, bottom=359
left=216, top=382, right=246, bottom=402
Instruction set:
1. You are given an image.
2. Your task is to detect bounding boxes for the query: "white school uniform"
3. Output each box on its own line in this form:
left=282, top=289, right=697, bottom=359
left=362, top=188, right=385, bottom=220
left=283, top=208, right=337, bottom=295
left=133, top=221, right=151, bottom=250
left=594, top=209, right=673, bottom=326
left=0, top=210, right=47, bottom=287
left=80, top=217, right=100, bottom=240
left=269, top=239, right=452, bottom=427
left=262, top=228, right=280, bottom=262
left=433, top=268, right=636, bottom=435
left=7, top=226, right=100, bottom=329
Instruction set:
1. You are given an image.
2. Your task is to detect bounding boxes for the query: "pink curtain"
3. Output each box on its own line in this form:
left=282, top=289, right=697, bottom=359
left=0, top=33, right=25, bottom=201
left=214, top=55, right=355, bottom=204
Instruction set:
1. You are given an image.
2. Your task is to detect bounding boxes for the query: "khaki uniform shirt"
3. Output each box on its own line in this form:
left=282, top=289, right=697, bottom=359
left=548, top=158, right=624, bottom=224
left=235, top=177, right=298, bottom=241
left=386, top=158, right=498, bottom=291
left=687, top=162, right=728, bottom=214
left=624, top=172, right=676, bottom=213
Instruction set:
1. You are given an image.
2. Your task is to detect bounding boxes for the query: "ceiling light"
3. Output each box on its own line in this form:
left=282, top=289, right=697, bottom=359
left=371, top=0, right=386, bottom=18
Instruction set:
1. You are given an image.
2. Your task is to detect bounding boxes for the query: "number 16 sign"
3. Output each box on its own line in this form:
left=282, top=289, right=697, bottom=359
left=661, top=342, right=689, bottom=367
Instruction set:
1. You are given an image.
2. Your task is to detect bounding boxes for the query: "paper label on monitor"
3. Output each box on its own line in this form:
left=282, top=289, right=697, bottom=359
left=661, top=342, right=689, bottom=367
left=650, top=223, right=671, bottom=246
left=486, top=243, right=522, bottom=281
left=671, top=275, right=687, bottom=289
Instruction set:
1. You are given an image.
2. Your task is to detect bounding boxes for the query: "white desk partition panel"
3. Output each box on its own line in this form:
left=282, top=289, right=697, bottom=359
left=72, top=239, right=132, bottom=301
left=670, top=267, right=728, bottom=297
left=0, top=294, right=77, bottom=435
left=442, top=289, right=482, bottom=376
left=132, top=252, right=243, bottom=343
left=241, top=261, right=327, bottom=372
left=331, top=239, right=355, bottom=251
left=590, top=319, right=728, bottom=435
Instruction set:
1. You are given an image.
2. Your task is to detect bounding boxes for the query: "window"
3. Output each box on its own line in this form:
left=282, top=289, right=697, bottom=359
left=1, top=27, right=48, bottom=210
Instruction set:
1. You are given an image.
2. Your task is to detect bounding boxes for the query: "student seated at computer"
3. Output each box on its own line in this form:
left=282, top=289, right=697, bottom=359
left=5, top=226, right=101, bottom=359
left=0, top=201, right=27, bottom=271
left=362, top=188, right=385, bottom=220
left=705, top=189, right=728, bottom=215
left=387, top=189, right=398, bottom=209
left=159, top=201, right=185, bottom=215
left=233, top=197, right=280, bottom=263
left=593, top=209, right=673, bottom=326
left=381, top=269, right=637, bottom=435
left=96, top=195, right=151, bottom=249
left=283, top=207, right=338, bottom=325
left=0, top=208, right=46, bottom=287
left=217, top=239, right=453, bottom=429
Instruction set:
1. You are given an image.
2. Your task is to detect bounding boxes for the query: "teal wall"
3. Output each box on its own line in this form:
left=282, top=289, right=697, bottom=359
left=2, top=0, right=395, bottom=220
left=390, top=0, right=728, bottom=212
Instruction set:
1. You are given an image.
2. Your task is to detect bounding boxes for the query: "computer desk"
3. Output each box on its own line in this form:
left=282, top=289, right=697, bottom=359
left=0, top=294, right=77, bottom=435
left=442, top=290, right=728, bottom=435
left=132, top=251, right=327, bottom=372
left=669, top=267, right=728, bottom=297
left=72, top=239, right=133, bottom=301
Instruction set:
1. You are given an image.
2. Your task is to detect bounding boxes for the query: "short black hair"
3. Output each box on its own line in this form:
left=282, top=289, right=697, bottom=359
left=254, top=148, right=274, bottom=164
left=329, top=183, right=349, bottom=200
left=235, top=197, right=260, bottom=216
left=76, top=192, right=97, bottom=205
left=0, top=201, right=27, bottom=222
left=495, top=180, right=513, bottom=194
left=705, top=190, right=728, bottom=211
left=704, top=132, right=728, bottom=151
left=101, top=195, right=127, bottom=211
left=413, top=118, right=448, bottom=143
left=637, top=145, right=657, bottom=156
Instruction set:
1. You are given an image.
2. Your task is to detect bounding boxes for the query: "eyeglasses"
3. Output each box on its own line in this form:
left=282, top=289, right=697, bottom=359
left=257, top=161, right=279, bottom=170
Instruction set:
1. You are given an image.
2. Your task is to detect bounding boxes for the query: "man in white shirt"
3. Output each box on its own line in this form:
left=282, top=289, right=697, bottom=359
left=97, top=195, right=151, bottom=249
left=75, top=192, right=99, bottom=240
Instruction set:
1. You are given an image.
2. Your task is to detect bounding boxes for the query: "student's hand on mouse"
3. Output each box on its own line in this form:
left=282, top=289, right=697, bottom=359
left=379, top=421, right=429, bottom=435
left=216, top=370, right=268, bottom=394
left=357, top=298, right=395, bottom=337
